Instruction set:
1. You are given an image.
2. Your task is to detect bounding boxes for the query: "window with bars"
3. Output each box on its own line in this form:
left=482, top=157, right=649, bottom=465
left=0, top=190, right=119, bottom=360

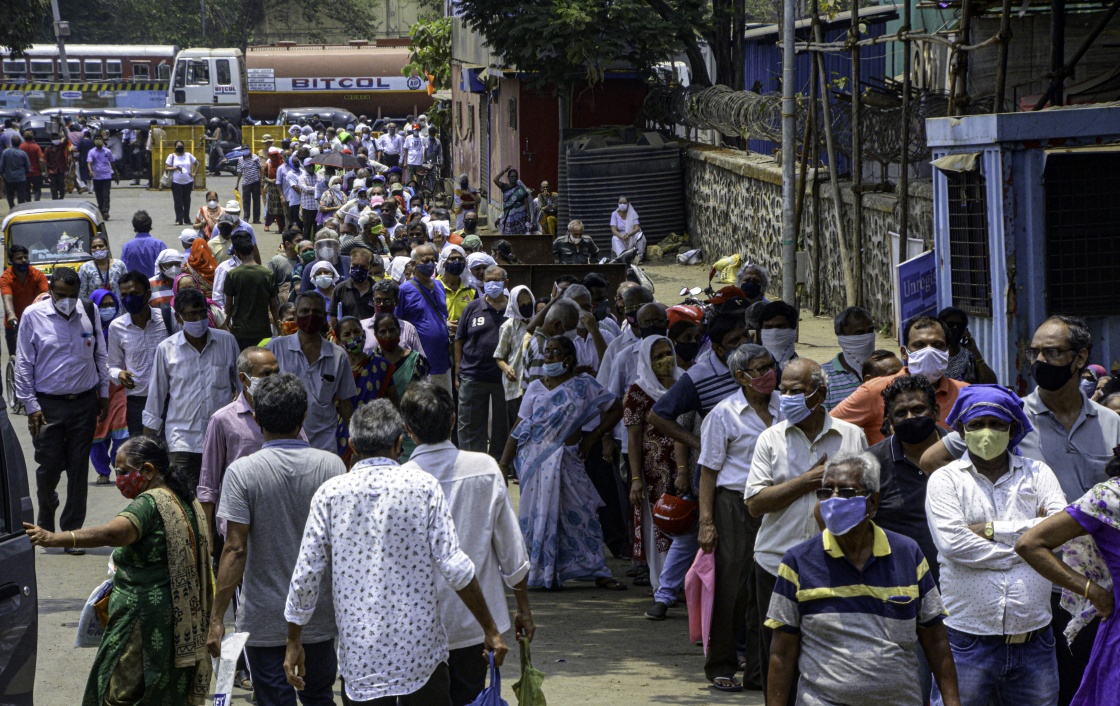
left=1045, top=152, right=1120, bottom=316
left=946, top=169, right=993, bottom=316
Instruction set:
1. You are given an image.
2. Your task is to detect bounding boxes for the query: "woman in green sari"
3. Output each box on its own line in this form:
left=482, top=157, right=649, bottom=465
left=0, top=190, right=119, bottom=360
left=24, top=436, right=214, bottom=706
left=369, top=311, right=429, bottom=461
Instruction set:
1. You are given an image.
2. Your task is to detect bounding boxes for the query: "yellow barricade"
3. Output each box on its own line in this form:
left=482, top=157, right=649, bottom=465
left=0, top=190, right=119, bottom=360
left=150, top=125, right=207, bottom=191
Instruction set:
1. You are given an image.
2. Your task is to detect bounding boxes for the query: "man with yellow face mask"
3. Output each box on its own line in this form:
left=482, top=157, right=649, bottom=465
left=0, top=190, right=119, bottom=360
left=924, top=384, right=1068, bottom=706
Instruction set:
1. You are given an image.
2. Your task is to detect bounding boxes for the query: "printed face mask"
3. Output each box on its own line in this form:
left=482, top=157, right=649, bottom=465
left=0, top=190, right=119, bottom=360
left=115, top=468, right=150, bottom=499
left=444, top=260, right=466, bottom=276
left=651, top=356, right=676, bottom=378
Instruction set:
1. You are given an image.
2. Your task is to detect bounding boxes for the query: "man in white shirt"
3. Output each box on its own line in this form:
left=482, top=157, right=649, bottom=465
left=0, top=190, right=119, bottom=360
left=376, top=123, right=403, bottom=167
left=695, top=343, right=782, bottom=691
left=561, top=284, right=613, bottom=373
left=403, top=126, right=425, bottom=183
left=925, top=384, right=1067, bottom=706
left=284, top=400, right=507, bottom=704
left=746, top=357, right=867, bottom=695
left=401, top=383, right=534, bottom=706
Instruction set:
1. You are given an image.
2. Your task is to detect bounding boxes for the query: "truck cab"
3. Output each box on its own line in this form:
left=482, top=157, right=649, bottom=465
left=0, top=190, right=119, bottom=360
left=166, top=48, right=247, bottom=121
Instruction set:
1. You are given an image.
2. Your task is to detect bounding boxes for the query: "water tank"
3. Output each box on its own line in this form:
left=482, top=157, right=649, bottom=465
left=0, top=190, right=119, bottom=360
left=558, top=131, right=685, bottom=255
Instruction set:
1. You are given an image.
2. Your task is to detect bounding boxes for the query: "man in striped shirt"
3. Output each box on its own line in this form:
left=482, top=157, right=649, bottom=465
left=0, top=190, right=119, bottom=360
left=766, top=452, right=961, bottom=706
left=295, top=158, right=319, bottom=237
left=237, top=150, right=262, bottom=224
left=822, top=306, right=877, bottom=411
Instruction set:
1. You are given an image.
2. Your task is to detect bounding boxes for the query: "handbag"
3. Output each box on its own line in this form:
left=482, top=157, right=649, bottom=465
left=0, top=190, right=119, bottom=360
left=159, top=170, right=172, bottom=189
left=511, top=641, right=546, bottom=706
left=466, top=651, right=509, bottom=706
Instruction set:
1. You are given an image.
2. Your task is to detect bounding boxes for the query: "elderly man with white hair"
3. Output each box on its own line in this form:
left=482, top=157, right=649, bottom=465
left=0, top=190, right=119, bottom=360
left=396, top=242, right=452, bottom=392
left=765, top=451, right=962, bottom=706
left=737, top=262, right=770, bottom=306
left=746, top=357, right=868, bottom=698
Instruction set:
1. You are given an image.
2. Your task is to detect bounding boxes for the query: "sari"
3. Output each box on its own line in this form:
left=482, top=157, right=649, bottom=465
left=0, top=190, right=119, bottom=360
left=513, top=374, right=616, bottom=588
left=373, top=347, right=430, bottom=462
left=337, top=354, right=394, bottom=456
left=264, top=152, right=285, bottom=225
left=497, top=178, right=530, bottom=235
left=173, top=273, right=226, bottom=329
left=83, top=487, right=213, bottom=706
left=184, top=239, right=217, bottom=294
left=194, top=204, right=223, bottom=239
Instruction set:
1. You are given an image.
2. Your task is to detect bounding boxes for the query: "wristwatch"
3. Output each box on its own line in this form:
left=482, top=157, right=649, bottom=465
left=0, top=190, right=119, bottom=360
left=983, top=522, right=994, bottom=540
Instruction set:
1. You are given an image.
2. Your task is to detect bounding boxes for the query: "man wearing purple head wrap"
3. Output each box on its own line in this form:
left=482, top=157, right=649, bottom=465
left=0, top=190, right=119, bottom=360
left=925, top=383, right=1069, bottom=706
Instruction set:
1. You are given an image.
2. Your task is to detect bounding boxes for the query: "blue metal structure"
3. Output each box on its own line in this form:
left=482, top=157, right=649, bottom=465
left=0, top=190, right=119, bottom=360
left=927, top=104, right=1120, bottom=392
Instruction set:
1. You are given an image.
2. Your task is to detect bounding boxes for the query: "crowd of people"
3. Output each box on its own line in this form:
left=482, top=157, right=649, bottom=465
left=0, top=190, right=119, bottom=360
left=4, top=164, right=1120, bottom=706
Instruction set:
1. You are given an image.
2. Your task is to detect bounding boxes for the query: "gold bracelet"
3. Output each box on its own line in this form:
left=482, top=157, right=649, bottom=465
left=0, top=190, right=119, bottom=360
left=1084, top=578, right=1092, bottom=599
left=70, top=531, right=77, bottom=549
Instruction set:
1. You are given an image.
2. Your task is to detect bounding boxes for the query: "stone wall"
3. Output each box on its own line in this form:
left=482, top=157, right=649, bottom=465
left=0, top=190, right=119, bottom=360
left=684, top=145, right=934, bottom=326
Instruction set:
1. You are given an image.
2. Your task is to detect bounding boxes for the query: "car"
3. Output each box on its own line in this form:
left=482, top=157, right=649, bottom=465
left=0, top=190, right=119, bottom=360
left=0, top=398, right=36, bottom=706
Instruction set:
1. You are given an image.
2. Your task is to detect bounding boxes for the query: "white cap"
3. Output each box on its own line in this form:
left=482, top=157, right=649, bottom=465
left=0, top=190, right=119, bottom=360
left=224, top=200, right=241, bottom=214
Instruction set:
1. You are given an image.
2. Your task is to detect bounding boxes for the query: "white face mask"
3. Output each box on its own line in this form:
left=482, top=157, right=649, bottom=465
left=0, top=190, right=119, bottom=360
left=182, top=318, right=209, bottom=338
left=163, top=265, right=182, bottom=279
left=314, top=275, right=334, bottom=290
left=92, top=250, right=108, bottom=261
left=207, top=200, right=219, bottom=209
left=241, top=374, right=266, bottom=398
left=905, top=345, right=950, bottom=384
left=317, top=245, right=338, bottom=261
left=837, top=332, right=877, bottom=372
left=53, top=296, right=77, bottom=317
left=761, top=328, right=798, bottom=366
left=617, top=203, right=628, bottom=213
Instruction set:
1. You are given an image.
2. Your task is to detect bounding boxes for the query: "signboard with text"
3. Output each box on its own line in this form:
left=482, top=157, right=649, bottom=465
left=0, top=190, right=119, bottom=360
left=247, top=76, right=428, bottom=93
left=896, top=250, right=938, bottom=344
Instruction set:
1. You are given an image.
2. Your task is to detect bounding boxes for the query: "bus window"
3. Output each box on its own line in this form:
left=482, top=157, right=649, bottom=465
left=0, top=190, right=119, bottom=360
left=30, top=60, right=54, bottom=80
left=106, top=60, right=123, bottom=80
left=216, top=59, right=231, bottom=86
left=187, top=60, right=210, bottom=85
left=85, top=60, right=103, bottom=79
left=1, top=60, right=27, bottom=79
left=66, top=60, right=81, bottom=78
left=158, top=62, right=170, bottom=81
left=132, top=63, right=151, bottom=80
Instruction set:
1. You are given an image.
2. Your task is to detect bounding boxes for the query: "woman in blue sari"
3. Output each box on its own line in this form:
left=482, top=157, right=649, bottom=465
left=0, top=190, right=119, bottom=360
left=493, top=166, right=532, bottom=235
left=499, top=335, right=626, bottom=590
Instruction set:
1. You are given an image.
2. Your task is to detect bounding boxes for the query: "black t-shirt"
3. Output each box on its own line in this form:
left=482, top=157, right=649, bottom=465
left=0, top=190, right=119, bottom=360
left=455, top=297, right=506, bottom=383
left=330, top=278, right=376, bottom=320
left=553, top=236, right=599, bottom=264
left=868, top=433, right=943, bottom=585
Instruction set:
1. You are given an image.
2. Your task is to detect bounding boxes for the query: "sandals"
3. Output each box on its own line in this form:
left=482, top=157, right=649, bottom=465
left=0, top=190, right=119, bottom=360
left=711, top=676, right=743, bottom=692
left=633, top=575, right=651, bottom=586
left=595, top=577, right=627, bottom=591
left=625, top=564, right=649, bottom=578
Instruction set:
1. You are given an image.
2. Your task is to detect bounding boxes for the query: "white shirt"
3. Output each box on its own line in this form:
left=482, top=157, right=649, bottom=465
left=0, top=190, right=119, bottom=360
left=404, top=135, right=425, bottom=166
left=597, top=329, right=639, bottom=447
left=211, top=255, right=241, bottom=307
left=376, top=133, right=403, bottom=156
left=285, top=458, right=476, bottom=703
left=699, top=389, right=782, bottom=493
left=165, top=152, right=197, bottom=184
left=574, top=327, right=615, bottom=373
left=925, top=453, right=1068, bottom=636
left=141, top=329, right=240, bottom=451
left=107, top=307, right=176, bottom=397
left=403, top=442, right=530, bottom=650
left=746, top=414, right=868, bottom=575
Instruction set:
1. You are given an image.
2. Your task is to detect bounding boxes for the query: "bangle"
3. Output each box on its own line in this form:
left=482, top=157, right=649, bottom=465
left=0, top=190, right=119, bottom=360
left=676, top=466, right=688, bottom=471
left=1084, top=578, right=1092, bottom=599
left=70, top=531, right=77, bottom=549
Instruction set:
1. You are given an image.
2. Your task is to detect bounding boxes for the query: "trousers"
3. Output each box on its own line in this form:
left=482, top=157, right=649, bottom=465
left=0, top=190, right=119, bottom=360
left=346, top=662, right=451, bottom=706
left=33, top=391, right=98, bottom=531
left=243, top=639, right=337, bottom=706
left=447, top=645, right=488, bottom=706
left=704, top=488, right=761, bottom=683
left=92, top=178, right=112, bottom=216
left=457, top=377, right=508, bottom=460
left=171, top=180, right=193, bottom=224
left=242, top=180, right=261, bottom=222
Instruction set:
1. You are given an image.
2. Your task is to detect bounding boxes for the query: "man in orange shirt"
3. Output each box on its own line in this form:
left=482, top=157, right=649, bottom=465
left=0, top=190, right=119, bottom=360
left=830, top=315, right=968, bottom=445
left=1, top=244, right=49, bottom=354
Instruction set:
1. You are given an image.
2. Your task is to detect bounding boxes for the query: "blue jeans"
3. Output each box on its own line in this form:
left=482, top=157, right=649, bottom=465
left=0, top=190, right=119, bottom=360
left=653, top=526, right=698, bottom=605
left=932, top=626, right=1058, bottom=706
left=244, top=639, right=337, bottom=706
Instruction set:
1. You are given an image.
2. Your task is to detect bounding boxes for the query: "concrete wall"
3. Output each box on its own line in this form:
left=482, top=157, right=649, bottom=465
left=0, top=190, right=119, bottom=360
left=684, top=145, right=934, bottom=326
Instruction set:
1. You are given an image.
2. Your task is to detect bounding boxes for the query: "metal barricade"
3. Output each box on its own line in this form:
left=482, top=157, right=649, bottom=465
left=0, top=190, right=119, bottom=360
left=150, top=125, right=207, bottom=191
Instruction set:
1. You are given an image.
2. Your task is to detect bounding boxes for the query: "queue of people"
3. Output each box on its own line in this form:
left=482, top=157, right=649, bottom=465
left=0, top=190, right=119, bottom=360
left=6, top=202, right=1120, bottom=706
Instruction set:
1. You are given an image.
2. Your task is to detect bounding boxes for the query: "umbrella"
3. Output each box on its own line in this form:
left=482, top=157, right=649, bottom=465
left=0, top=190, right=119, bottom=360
left=310, top=151, right=364, bottom=169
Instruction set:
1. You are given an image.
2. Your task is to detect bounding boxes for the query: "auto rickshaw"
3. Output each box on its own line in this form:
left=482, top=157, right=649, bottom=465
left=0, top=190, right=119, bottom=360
left=1, top=200, right=101, bottom=280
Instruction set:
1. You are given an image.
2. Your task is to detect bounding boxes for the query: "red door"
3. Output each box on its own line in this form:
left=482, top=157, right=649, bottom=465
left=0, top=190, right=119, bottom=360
left=518, top=89, right=559, bottom=195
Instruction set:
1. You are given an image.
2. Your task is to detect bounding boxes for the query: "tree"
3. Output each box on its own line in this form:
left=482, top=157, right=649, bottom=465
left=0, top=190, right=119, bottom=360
left=2, top=0, right=48, bottom=58
left=402, top=14, right=451, bottom=92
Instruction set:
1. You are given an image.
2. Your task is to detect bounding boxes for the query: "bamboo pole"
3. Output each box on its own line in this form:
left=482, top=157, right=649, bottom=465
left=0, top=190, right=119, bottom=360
left=899, top=0, right=912, bottom=256
left=851, top=0, right=864, bottom=306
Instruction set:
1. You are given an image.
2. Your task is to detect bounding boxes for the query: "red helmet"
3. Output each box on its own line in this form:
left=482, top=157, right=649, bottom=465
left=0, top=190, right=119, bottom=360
left=652, top=493, right=698, bottom=536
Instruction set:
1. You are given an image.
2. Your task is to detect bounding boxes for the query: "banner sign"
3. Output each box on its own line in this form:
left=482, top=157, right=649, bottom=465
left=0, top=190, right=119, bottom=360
left=248, top=76, right=428, bottom=92
left=896, top=250, right=937, bottom=343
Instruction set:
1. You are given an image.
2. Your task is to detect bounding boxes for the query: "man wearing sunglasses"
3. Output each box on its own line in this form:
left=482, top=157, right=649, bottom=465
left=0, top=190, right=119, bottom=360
left=766, top=452, right=962, bottom=706
left=745, top=357, right=868, bottom=700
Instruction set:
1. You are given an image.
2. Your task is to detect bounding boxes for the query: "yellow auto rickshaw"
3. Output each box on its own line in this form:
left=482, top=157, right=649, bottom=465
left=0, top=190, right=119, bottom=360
left=1, top=199, right=101, bottom=279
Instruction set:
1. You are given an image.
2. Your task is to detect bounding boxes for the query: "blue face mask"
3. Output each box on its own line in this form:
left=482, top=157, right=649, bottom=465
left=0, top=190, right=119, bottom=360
left=819, top=495, right=869, bottom=536
left=483, top=281, right=505, bottom=299
left=779, top=389, right=817, bottom=425
left=1080, top=378, right=1098, bottom=398
left=542, top=361, right=567, bottom=377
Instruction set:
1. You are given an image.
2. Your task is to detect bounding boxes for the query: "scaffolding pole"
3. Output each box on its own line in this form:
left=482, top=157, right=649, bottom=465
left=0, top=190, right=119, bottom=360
left=781, top=0, right=798, bottom=305
left=851, top=0, right=864, bottom=305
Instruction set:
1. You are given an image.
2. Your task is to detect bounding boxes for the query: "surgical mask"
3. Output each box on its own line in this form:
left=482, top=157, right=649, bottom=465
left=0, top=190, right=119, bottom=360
left=444, top=260, right=466, bottom=276
left=741, top=280, right=763, bottom=300
left=296, top=312, right=327, bottom=335
left=483, top=281, right=505, bottom=298
left=569, top=232, right=583, bottom=243
left=207, top=200, right=219, bottom=209
left=300, top=250, right=316, bottom=264
left=639, top=324, right=666, bottom=339
left=964, top=428, right=1010, bottom=461
left=415, top=262, right=436, bottom=278
left=905, top=346, right=949, bottom=384
left=518, top=303, right=534, bottom=318
left=893, top=416, right=937, bottom=445
left=761, top=328, right=797, bottom=364
left=358, top=198, right=369, bottom=207
left=343, top=335, right=366, bottom=352
left=617, top=203, right=627, bottom=212
left=92, top=250, right=108, bottom=261
left=747, top=369, right=778, bottom=395
left=115, top=467, right=150, bottom=499
left=181, top=318, right=208, bottom=337
left=1031, top=360, right=1075, bottom=392
left=242, top=375, right=267, bottom=397
left=317, top=244, right=338, bottom=261
left=122, top=294, right=148, bottom=314
left=675, top=340, right=700, bottom=363
left=780, top=389, right=817, bottom=425
left=52, top=139, right=61, bottom=145
left=542, top=361, right=567, bottom=377
left=1080, top=378, right=1098, bottom=398
left=349, top=266, right=369, bottom=284
left=313, top=275, right=334, bottom=290
left=651, top=356, right=676, bottom=378
left=53, top=296, right=77, bottom=317
left=838, top=333, right=877, bottom=372
left=819, top=496, right=869, bottom=536
left=99, top=307, right=116, bottom=323
left=163, top=265, right=182, bottom=280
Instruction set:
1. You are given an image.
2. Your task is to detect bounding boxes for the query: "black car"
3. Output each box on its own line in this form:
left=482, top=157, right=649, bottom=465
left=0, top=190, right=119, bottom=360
left=0, top=400, right=36, bottom=706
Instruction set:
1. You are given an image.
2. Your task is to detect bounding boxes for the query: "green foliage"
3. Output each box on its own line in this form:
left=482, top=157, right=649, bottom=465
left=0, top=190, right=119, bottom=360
left=402, top=14, right=451, bottom=91
left=1, top=0, right=48, bottom=57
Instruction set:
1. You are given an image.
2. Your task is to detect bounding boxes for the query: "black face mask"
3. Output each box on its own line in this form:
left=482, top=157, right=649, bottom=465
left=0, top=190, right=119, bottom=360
left=1032, top=360, right=1075, bottom=392
left=944, top=324, right=965, bottom=348
left=742, top=280, right=763, bottom=299
left=674, top=340, right=701, bottom=363
left=593, top=300, right=611, bottom=322
left=893, top=416, right=938, bottom=445
left=463, top=220, right=477, bottom=230
left=518, top=303, right=534, bottom=318
left=639, top=325, right=665, bottom=339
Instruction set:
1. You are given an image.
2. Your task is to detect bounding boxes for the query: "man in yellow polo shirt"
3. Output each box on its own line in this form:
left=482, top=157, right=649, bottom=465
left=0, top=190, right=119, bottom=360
left=438, top=244, right=477, bottom=339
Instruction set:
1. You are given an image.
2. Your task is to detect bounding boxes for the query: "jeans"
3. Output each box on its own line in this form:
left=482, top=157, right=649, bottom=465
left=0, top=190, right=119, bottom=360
left=243, top=639, right=337, bottom=706
left=171, top=180, right=193, bottom=223
left=242, top=180, right=261, bottom=222
left=932, top=626, right=1059, bottom=706
left=653, top=526, right=698, bottom=605
left=92, top=178, right=112, bottom=216
left=457, top=377, right=508, bottom=459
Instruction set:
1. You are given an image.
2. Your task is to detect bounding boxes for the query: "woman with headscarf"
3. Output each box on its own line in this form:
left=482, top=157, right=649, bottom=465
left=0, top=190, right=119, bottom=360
left=23, top=436, right=214, bottom=706
left=465, top=252, right=497, bottom=295
left=317, top=175, right=345, bottom=226
left=149, top=249, right=185, bottom=307
left=1017, top=450, right=1120, bottom=706
left=333, top=315, right=399, bottom=462
left=624, top=336, right=682, bottom=589
left=173, top=273, right=227, bottom=330
left=262, top=146, right=286, bottom=232
left=610, top=196, right=645, bottom=261
left=388, top=255, right=412, bottom=284
left=89, top=289, right=129, bottom=485
left=180, top=230, right=218, bottom=295
left=494, top=166, right=531, bottom=235
left=308, top=260, right=339, bottom=308
left=369, top=311, right=430, bottom=462
left=1081, top=364, right=1110, bottom=401
left=494, top=284, right=535, bottom=451
left=192, top=190, right=224, bottom=239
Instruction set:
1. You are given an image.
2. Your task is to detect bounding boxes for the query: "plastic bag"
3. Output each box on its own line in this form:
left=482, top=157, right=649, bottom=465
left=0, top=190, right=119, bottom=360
left=212, top=631, right=250, bottom=706
left=75, top=579, right=113, bottom=648
left=677, top=248, right=704, bottom=265
left=512, top=641, right=546, bottom=706
left=159, top=170, right=172, bottom=189
left=467, top=651, right=509, bottom=706
left=711, top=253, right=741, bottom=283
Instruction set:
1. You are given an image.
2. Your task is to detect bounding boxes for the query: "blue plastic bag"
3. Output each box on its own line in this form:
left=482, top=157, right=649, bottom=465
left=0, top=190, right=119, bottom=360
left=467, top=651, right=509, bottom=706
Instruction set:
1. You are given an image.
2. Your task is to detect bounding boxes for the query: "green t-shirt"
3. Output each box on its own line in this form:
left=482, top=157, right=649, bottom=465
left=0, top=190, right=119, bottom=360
left=225, top=264, right=276, bottom=341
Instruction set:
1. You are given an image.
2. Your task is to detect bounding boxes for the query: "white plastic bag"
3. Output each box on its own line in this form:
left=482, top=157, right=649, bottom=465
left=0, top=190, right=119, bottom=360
left=678, top=248, right=704, bottom=265
left=212, top=632, right=251, bottom=706
left=75, top=579, right=114, bottom=648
